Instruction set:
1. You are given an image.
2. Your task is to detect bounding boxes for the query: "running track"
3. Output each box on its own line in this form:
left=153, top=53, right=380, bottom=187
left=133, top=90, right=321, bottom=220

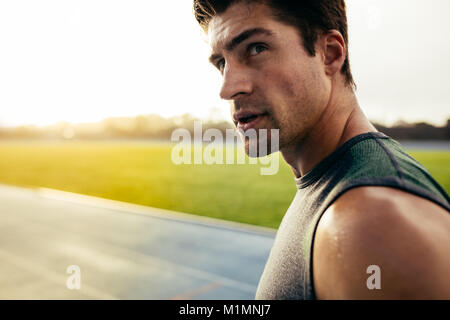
left=0, top=184, right=275, bottom=299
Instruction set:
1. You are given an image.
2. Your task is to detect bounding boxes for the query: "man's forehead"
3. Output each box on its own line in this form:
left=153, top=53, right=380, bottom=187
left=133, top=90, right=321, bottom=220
left=208, top=2, right=274, bottom=51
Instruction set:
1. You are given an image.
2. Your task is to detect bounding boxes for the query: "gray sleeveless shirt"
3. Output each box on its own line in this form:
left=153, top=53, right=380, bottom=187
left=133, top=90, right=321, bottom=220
left=255, top=132, right=450, bottom=300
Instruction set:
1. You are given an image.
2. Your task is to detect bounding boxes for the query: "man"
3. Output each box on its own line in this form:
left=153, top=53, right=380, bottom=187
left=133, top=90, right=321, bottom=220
left=193, top=0, right=450, bottom=299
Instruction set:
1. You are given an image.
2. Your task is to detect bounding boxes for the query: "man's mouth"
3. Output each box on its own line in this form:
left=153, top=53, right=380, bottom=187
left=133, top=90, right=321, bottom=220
left=239, top=114, right=259, bottom=124
left=235, top=112, right=268, bottom=131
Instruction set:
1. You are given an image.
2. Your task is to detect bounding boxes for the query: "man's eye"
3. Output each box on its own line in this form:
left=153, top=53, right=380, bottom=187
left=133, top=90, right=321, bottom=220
left=217, top=59, right=225, bottom=72
left=248, top=44, right=267, bottom=56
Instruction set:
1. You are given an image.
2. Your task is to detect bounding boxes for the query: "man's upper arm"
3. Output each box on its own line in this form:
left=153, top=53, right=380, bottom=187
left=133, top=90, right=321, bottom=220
left=312, top=186, right=450, bottom=299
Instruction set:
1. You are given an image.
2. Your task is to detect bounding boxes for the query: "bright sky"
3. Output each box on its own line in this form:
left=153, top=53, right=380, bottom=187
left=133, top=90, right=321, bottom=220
left=0, top=0, right=449, bottom=127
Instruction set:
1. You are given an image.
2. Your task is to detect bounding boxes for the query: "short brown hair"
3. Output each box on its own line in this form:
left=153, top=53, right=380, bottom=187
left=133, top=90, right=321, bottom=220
left=193, top=0, right=355, bottom=90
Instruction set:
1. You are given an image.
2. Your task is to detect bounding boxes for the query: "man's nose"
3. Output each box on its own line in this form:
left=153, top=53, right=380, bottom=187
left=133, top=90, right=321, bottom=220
left=219, top=62, right=253, bottom=100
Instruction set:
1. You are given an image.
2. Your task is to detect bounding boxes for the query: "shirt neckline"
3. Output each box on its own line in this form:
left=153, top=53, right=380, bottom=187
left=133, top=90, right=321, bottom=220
left=295, top=131, right=388, bottom=189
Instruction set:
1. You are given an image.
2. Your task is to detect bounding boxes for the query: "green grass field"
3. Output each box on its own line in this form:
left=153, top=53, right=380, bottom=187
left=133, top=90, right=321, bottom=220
left=0, top=141, right=448, bottom=229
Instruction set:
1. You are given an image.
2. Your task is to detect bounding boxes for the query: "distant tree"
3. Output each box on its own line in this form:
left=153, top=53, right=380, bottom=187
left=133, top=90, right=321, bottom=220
left=1, top=116, right=448, bottom=141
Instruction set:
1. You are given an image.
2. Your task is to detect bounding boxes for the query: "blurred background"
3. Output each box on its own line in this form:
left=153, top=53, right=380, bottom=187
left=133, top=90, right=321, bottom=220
left=0, top=0, right=448, bottom=299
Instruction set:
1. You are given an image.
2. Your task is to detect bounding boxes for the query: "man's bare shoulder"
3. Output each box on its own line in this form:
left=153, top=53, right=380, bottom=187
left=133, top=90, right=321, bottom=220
left=313, top=186, right=450, bottom=299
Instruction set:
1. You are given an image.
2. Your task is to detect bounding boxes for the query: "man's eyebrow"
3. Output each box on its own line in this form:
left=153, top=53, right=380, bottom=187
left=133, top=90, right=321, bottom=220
left=209, top=27, right=274, bottom=64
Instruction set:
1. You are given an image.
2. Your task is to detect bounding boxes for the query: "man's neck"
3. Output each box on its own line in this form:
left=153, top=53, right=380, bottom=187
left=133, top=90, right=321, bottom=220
left=281, top=87, right=377, bottom=178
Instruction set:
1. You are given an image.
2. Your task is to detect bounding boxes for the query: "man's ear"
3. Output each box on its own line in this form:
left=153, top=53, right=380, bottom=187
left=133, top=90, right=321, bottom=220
left=321, top=30, right=346, bottom=78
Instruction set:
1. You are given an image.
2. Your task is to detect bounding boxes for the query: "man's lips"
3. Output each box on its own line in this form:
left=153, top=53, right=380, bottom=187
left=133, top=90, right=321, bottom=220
left=234, top=112, right=268, bottom=131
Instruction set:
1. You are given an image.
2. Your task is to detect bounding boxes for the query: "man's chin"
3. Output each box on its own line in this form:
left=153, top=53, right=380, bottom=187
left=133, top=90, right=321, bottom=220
left=244, top=138, right=277, bottom=158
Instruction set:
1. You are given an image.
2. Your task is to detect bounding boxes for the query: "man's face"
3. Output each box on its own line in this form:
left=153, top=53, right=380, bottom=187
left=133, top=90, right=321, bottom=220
left=208, top=2, right=331, bottom=154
